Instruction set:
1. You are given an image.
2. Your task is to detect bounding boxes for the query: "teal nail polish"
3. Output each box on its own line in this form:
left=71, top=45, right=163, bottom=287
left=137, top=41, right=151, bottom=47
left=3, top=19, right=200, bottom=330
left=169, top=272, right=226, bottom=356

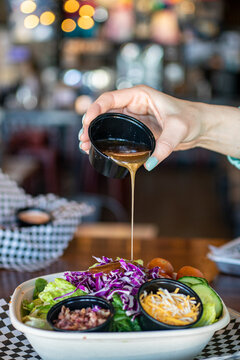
left=82, top=113, right=86, bottom=123
left=145, top=156, right=158, bottom=171
left=78, top=128, right=83, bottom=140
left=79, top=141, right=86, bottom=154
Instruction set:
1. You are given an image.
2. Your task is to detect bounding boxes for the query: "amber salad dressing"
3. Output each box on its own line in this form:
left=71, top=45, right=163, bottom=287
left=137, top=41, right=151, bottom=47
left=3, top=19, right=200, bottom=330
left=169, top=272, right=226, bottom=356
left=95, top=139, right=151, bottom=261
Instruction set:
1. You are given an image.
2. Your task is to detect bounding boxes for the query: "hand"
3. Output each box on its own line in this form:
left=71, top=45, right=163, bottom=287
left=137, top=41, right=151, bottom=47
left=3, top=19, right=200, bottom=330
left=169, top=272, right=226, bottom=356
left=79, top=85, right=240, bottom=169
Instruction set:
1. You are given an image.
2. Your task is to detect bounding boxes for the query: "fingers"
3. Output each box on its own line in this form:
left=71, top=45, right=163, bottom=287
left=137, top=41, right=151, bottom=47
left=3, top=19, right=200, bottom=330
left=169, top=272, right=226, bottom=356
left=78, top=89, right=138, bottom=153
left=79, top=86, right=154, bottom=153
left=145, top=117, right=188, bottom=171
left=80, top=88, right=136, bottom=135
left=79, top=140, right=91, bottom=154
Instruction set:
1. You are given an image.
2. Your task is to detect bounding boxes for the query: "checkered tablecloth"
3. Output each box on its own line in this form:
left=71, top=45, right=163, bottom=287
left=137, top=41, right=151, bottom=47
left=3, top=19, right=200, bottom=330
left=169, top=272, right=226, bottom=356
left=0, top=170, right=93, bottom=272
left=0, top=299, right=239, bottom=360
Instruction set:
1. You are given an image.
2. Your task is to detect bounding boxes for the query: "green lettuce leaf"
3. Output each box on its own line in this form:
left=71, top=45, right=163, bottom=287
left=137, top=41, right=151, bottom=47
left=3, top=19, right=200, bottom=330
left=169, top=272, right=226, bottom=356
left=22, top=277, right=87, bottom=329
left=23, top=316, right=52, bottom=330
left=22, top=298, right=42, bottom=313
left=33, top=278, right=48, bottom=300
left=38, top=278, right=86, bottom=304
left=109, top=294, right=141, bottom=332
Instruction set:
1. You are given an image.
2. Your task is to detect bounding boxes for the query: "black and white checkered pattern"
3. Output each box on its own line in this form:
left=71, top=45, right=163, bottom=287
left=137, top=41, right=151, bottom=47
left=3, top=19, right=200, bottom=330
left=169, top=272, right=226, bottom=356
left=0, top=299, right=41, bottom=360
left=0, top=170, right=93, bottom=272
left=0, top=298, right=239, bottom=360
left=195, top=313, right=240, bottom=359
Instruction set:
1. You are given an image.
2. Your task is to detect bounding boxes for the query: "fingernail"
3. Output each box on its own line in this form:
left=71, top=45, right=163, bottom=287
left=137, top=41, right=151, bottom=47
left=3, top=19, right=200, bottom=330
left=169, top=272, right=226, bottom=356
left=78, top=141, right=86, bottom=154
left=82, top=113, right=86, bottom=124
left=145, top=156, right=158, bottom=171
left=78, top=128, right=83, bottom=140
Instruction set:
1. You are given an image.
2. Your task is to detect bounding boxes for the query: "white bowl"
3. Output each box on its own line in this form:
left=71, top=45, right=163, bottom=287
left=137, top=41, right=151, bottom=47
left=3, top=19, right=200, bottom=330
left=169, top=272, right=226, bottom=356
left=9, top=272, right=230, bottom=360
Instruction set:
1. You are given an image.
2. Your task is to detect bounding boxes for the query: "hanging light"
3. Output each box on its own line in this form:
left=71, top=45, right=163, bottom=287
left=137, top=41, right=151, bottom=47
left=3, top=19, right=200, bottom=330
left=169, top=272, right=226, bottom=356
left=20, top=0, right=37, bottom=14
left=61, top=18, right=77, bottom=32
left=24, top=14, right=39, bottom=29
left=40, top=11, right=56, bottom=26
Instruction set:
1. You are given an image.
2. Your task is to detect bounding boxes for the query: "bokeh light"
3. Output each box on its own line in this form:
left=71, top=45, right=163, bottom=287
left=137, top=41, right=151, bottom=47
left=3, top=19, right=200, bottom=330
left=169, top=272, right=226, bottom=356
left=63, top=69, right=82, bottom=86
left=116, top=78, right=133, bottom=90
left=93, top=7, right=108, bottom=23
left=78, top=16, right=94, bottom=30
left=179, top=0, right=195, bottom=15
left=64, top=0, right=80, bottom=13
left=34, top=25, right=54, bottom=40
left=151, top=10, right=180, bottom=45
left=16, top=86, right=38, bottom=109
left=79, top=5, right=95, bottom=17
left=24, top=14, right=39, bottom=29
left=40, top=11, right=55, bottom=26
left=90, top=69, right=111, bottom=90
left=120, top=43, right=140, bottom=60
left=61, top=18, right=77, bottom=32
left=20, top=0, right=37, bottom=14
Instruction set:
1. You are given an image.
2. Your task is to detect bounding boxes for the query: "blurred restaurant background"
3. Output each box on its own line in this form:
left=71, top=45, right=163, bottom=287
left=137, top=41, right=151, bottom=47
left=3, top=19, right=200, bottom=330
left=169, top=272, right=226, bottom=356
left=0, top=0, right=240, bottom=239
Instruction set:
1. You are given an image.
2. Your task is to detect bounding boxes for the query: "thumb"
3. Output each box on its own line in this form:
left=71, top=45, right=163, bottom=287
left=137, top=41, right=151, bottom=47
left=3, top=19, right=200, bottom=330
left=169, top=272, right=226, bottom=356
left=145, top=118, right=187, bottom=171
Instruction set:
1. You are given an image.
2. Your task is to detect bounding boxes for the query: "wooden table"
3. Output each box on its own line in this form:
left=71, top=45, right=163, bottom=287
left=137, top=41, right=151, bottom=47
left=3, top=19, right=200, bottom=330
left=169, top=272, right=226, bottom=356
left=0, top=232, right=239, bottom=312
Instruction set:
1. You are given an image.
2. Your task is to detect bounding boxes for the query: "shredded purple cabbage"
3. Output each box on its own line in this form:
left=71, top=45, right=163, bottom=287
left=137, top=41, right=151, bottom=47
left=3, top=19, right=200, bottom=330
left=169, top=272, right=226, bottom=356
left=148, top=266, right=162, bottom=279
left=64, top=257, right=155, bottom=318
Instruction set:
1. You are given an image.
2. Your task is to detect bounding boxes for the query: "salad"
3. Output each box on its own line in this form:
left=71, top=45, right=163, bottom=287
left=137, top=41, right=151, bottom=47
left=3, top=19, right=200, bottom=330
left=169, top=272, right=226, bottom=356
left=22, top=256, right=223, bottom=331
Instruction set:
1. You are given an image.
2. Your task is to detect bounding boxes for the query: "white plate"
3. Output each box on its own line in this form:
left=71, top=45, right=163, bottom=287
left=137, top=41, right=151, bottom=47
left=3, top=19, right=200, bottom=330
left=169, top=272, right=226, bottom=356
left=208, top=237, right=240, bottom=275
left=9, top=272, right=230, bottom=360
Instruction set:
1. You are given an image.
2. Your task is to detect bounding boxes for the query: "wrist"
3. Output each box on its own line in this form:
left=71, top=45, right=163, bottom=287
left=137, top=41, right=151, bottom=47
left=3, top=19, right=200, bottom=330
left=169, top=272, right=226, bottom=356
left=196, top=103, right=240, bottom=157
left=196, top=102, right=218, bottom=146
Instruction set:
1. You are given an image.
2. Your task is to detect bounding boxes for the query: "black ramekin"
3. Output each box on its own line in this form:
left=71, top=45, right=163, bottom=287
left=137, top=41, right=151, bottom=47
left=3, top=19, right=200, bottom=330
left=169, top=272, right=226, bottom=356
left=47, top=295, right=114, bottom=332
left=88, top=113, right=156, bottom=178
left=137, top=278, right=203, bottom=331
left=16, top=207, right=52, bottom=227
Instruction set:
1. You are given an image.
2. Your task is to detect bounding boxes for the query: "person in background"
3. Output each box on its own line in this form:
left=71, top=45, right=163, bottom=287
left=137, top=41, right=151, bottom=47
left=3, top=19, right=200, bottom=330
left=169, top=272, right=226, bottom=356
left=78, top=85, right=240, bottom=170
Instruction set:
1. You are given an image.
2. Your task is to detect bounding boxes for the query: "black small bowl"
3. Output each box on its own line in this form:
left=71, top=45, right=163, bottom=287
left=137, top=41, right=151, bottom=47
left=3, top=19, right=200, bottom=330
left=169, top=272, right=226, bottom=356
left=47, top=295, right=114, bottom=332
left=137, top=278, right=203, bottom=331
left=88, top=113, right=156, bottom=178
left=16, top=207, right=52, bottom=227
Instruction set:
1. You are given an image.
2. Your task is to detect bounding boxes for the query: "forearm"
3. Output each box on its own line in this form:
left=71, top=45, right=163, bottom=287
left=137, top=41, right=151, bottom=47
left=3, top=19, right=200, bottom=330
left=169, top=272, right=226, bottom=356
left=197, top=103, right=240, bottom=158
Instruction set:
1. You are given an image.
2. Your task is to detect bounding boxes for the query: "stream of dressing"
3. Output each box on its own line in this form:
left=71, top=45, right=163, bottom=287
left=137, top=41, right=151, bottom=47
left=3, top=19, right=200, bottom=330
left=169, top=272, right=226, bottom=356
left=99, top=139, right=150, bottom=261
